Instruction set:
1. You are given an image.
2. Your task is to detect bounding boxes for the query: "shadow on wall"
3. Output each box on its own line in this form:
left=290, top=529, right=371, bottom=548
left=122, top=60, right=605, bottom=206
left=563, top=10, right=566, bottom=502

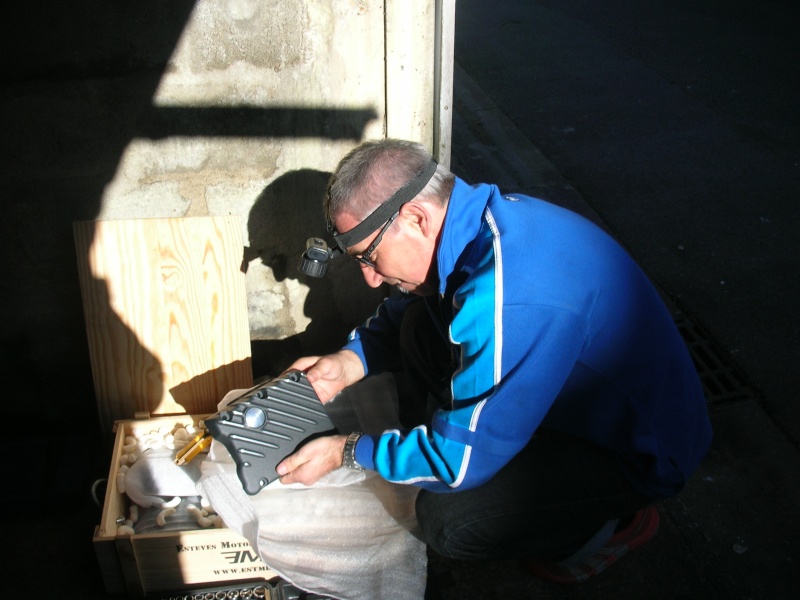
left=0, top=7, right=385, bottom=596
left=0, top=0, right=201, bottom=515
left=245, top=169, right=387, bottom=377
left=1, top=0, right=380, bottom=496
left=1, top=1, right=203, bottom=440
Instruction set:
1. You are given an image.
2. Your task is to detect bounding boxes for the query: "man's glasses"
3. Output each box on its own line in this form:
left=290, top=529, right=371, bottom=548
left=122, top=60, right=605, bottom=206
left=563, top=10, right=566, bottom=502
left=353, top=210, right=401, bottom=269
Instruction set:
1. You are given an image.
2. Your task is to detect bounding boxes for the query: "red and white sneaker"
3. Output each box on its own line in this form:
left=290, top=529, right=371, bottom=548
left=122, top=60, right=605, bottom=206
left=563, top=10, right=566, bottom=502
left=521, top=505, right=660, bottom=584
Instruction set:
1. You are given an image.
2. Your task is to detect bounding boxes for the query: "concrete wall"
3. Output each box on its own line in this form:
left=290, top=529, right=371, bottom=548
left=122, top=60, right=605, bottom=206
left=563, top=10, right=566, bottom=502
left=1, top=0, right=453, bottom=432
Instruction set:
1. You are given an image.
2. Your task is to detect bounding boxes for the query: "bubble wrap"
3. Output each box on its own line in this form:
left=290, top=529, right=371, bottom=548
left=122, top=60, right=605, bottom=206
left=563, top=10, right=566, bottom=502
left=197, top=384, right=427, bottom=600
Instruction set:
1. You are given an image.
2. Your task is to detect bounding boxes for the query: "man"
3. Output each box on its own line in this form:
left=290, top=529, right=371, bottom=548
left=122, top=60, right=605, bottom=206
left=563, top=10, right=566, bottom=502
left=276, top=139, right=712, bottom=582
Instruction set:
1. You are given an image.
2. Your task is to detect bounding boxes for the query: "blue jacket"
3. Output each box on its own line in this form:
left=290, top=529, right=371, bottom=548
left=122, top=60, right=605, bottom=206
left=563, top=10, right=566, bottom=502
left=344, top=178, right=712, bottom=497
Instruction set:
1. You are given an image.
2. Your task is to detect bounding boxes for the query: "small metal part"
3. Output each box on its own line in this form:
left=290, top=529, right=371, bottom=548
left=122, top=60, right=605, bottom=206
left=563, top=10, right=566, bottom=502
left=253, top=586, right=268, bottom=599
left=174, top=431, right=212, bottom=466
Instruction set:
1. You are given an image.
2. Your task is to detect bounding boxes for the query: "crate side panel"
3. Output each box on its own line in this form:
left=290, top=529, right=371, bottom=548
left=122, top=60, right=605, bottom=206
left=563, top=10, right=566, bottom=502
left=74, top=216, right=253, bottom=425
left=132, top=529, right=277, bottom=593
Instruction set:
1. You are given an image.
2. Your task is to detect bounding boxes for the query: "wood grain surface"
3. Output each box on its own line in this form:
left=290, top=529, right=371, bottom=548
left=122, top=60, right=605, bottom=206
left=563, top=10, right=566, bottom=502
left=74, top=217, right=253, bottom=425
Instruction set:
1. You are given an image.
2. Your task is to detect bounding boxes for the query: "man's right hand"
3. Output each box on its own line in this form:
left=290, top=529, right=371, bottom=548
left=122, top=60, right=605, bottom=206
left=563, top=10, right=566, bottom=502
left=284, top=350, right=365, bottom=403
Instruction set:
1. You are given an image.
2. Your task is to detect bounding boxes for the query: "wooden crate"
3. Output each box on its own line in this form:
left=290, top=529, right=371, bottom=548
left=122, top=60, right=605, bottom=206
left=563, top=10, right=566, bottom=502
left=74, top=217, right=275, bottom=596
left=94, top=415, right=278, bottom=596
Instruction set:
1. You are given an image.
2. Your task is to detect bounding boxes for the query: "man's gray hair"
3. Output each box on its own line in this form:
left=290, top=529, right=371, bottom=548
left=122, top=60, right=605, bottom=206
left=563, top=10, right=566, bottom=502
left=325, top=139, right=455, bottom=226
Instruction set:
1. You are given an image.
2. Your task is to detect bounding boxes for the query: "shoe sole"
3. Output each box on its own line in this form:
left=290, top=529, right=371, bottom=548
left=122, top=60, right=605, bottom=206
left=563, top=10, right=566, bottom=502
left=522, top=506, right=660, bottom=584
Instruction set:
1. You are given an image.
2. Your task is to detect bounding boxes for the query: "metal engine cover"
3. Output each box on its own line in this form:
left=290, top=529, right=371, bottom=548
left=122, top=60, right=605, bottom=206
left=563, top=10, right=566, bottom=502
left=205, top=370, right=336, bottom=495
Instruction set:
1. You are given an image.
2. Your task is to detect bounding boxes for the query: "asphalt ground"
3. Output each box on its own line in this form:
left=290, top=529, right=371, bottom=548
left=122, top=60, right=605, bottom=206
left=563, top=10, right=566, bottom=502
left=428, top=1, right=799, bottom=598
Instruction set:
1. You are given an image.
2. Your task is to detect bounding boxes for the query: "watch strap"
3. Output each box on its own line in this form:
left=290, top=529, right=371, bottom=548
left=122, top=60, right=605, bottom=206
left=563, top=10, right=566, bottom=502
left=343, top=432, right=365, bottom=471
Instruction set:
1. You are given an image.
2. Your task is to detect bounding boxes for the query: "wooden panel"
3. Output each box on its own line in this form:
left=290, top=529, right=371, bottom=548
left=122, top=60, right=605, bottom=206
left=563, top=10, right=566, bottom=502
left=74, top=217, right=253, bottom=425
left=132, top=529, right=274, bottom=593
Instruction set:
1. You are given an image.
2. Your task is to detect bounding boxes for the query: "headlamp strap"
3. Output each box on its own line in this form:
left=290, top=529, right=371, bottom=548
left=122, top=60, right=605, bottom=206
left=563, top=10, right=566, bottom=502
left=330, top=158, right=438, bottom=252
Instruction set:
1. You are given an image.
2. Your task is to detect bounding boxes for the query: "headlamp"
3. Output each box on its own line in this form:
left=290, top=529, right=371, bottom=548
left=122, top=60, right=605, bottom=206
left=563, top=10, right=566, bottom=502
left=298, top=237, right=334, bottom=278
left=298, top=158, right=438, bottom=278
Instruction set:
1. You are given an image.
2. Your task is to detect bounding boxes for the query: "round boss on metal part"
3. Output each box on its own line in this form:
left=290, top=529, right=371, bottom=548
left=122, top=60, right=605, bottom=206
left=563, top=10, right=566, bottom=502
left=244, top=406, right=266, bottom=429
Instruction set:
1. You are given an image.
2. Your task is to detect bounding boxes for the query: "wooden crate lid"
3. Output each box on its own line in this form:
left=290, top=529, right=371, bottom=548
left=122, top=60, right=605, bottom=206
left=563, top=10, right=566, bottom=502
left=74, top=217, right=253, bottom=426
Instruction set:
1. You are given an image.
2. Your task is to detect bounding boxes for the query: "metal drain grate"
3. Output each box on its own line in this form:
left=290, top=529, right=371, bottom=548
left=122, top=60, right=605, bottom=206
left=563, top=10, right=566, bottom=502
left=675, top=315, right=756, bottom=405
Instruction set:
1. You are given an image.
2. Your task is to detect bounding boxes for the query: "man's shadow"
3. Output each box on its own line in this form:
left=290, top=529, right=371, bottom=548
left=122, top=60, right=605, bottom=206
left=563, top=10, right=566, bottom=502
left=245, top=169, right=387, bottom=378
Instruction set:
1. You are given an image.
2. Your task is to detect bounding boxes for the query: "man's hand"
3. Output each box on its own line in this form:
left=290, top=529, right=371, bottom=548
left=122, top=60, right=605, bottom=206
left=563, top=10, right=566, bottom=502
left=284, top=350, right=365, bottom=403
left=276, top=435, right=348, bottom=486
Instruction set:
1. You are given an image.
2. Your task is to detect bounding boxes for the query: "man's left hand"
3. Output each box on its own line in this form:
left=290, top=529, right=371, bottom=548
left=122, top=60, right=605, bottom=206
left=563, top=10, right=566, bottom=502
left=276, top=435, right=348, bottom=486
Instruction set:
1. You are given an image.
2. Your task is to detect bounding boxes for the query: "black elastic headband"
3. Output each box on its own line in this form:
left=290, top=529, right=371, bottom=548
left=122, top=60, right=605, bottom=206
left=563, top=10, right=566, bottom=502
left=329, top=158, right=438, bottom=252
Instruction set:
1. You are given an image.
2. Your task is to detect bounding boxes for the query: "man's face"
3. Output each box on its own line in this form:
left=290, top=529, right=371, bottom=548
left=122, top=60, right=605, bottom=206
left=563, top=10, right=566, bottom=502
left=335, top=209, right=437, bottom=296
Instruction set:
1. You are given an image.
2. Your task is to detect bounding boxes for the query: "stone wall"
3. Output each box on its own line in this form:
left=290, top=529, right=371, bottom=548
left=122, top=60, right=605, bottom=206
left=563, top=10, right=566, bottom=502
left=0, top=0, right=452, bottom=431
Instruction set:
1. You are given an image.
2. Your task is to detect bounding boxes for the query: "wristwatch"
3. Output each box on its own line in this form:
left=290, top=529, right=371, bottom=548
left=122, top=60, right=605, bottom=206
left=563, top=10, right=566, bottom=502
left=343, top=432, right=365, bottom=471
